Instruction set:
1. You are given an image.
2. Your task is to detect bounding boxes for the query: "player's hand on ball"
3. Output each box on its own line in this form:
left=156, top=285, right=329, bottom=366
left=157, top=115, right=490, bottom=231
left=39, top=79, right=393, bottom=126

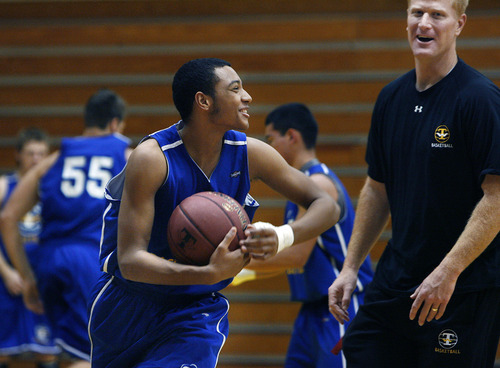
left=208, top=227, right=250, bottom=282
left=240, top=223, right=279, bottom=260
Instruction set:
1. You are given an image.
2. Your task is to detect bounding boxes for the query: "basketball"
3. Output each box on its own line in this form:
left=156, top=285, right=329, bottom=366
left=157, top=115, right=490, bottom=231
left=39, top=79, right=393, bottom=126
left=167, top=191, right=250, bottom=266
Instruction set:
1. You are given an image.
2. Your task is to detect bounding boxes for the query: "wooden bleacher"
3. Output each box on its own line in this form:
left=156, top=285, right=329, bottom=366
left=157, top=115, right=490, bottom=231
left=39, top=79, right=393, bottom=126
left=0, top=0, right=498, bottom=366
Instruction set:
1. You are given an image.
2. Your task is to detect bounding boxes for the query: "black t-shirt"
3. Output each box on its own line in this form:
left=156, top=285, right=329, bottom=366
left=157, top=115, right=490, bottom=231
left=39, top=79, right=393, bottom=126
left=366, top=58, right=500, bottom=294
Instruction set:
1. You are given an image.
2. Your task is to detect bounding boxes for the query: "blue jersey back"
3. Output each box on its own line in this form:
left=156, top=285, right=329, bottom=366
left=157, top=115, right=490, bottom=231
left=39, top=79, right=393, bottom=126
left=285, top=160, right=373, bottom=302
left=100, top=123, right=256, bottom=297
left=39, top=133, right=129, bottom=248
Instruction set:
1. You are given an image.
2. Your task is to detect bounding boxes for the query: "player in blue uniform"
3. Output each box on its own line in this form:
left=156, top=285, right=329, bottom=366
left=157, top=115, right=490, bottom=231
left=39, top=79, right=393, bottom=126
left=328, top=1, right=500, bottom=367
left=0, top=89, right=131, bottom=368
left=232, top=103, right=374, bottom=368
left=0, top=128, right=60, bottom=368
left=87, top=58, right=340, bottom=368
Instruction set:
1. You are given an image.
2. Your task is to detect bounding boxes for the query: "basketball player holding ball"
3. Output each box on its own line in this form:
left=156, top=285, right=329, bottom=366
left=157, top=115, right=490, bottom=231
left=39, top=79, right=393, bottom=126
left=89, top=58, right=340, bottom=368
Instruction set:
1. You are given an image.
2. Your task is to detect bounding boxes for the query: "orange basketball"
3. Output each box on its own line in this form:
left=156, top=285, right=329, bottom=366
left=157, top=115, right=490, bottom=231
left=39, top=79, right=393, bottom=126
left=167, top=191, right=250, bottom=265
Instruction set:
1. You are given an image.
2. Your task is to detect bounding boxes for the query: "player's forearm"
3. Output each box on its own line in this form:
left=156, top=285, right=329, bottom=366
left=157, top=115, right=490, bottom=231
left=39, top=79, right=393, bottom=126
left=343, top=177, right=390, bottom=271
left=0, top=215, right=35, bottom=281
left=0, top=251, right=13, bottom=279
left=438, top=180, right=500, bottom=278
left=119, top=249, right=221, bottom=285
left=290, top=195, right=339, bottom=245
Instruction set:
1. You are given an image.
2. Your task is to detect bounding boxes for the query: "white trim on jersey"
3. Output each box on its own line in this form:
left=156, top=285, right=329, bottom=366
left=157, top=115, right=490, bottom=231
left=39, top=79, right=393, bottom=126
left=161, top=140, right=183, bottom=151
left=99, top=202, right=112, bottom=256
left=223, top=139, right=247, bottom=146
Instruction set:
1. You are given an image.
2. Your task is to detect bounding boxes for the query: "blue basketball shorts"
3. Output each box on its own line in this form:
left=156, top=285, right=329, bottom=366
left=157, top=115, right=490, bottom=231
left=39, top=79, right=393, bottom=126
left=343, top=283, right=500, bottom=368
left=285, top=293, right=364, bottom=368
left=0, top=274, right=59, bottom=356
left=88, top=273, right=230, bottom=368
left=31, top=242, right=102, bottom=360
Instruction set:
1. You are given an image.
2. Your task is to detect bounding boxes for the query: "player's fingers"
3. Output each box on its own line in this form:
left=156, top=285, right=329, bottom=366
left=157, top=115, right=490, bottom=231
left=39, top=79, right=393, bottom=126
left=220, top=227, right=237, bottom=249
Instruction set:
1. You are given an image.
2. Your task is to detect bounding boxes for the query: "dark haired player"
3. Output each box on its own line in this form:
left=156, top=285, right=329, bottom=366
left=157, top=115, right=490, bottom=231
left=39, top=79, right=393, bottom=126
left=233, top=102, right=373, bottom=368
left=328, top=0, right=500, bottom=367
left=0, top=89, right=131, bottom=368
left=88, top=58, right=340, bottom=368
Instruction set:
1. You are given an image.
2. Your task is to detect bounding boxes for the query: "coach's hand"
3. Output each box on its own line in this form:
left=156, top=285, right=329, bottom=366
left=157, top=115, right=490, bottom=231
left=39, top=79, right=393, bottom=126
left=409, top=264, right=458, bottom=326
left=328, top=268, right=358, bottom=324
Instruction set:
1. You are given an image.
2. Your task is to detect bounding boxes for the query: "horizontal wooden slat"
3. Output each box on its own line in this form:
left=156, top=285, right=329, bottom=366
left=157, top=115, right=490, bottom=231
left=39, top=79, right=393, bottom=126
left=0, top=50, right=413, bottom=75
left=223, top=273, right=290, bottom=293
left=2, top=47, right=498, bottom=76
left=222, top=334, right=290, bottom=355
left=0, top=18, right=406, bottom=46
left=0, top=0, right=497, bottom=19
left=0, top=15, right=497, bottom=47
left=227, top=302, right=300, bottom=324
left=0, top=1, right=408, bottom=20
left=0, top=81, right=386, bottom=105
left=0, top=111, right=374, bottom=137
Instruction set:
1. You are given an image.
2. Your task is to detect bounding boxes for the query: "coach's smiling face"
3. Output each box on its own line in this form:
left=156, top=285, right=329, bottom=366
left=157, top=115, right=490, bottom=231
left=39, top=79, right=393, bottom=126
left=407, top=0, right=466, bottom=62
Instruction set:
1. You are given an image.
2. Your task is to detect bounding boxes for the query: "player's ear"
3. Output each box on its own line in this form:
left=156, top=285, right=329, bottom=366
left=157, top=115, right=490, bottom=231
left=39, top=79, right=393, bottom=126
left=195, top=92, right=211, bottom=112
left=287, top=128, right=301, bottom=144
left=109, top=118, right=123, bottom=133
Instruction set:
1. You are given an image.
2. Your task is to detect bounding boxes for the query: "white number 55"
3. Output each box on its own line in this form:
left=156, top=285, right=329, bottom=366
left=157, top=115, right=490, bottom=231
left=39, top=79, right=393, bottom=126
left=61, top=156, right=113, bottom=198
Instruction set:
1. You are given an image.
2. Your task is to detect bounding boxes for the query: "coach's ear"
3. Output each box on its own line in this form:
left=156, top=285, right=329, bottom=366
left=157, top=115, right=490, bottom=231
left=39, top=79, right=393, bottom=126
left=455, top=13, right=466, bottom=36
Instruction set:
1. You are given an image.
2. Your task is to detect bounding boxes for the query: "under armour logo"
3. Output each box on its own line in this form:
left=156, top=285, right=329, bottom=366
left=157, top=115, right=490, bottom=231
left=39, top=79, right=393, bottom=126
left=414, top=105, right=423, bottom=113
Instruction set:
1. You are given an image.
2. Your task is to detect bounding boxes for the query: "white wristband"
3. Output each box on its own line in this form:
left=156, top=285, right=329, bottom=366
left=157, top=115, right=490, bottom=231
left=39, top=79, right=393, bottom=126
left=275, top=224, right=294, bottom=252
left=252, top=222, right=294, bottom=253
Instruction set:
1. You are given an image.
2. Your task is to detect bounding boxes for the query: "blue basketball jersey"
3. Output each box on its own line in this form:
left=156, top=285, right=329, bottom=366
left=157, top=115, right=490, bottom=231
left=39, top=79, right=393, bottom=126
left=99, top=123, right=257, bottom=297
left=39, top=133, right=130, bottom=248
left=0, top=173, right=42, bottom=262
left=0, top=174, right=59, bottom=356
left=285, top=160, right=373, bottom=302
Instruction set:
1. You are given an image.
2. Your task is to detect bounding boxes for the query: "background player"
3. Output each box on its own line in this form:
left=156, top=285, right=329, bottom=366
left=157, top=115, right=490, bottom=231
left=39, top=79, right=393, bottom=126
left=0, top=128, right=60, bottom=368
left=0, top=89, right=131, bottom=368
left=328, top=0, right=500, bottom=367
left=232, top=102, right=373, bottom=368
left=88, top=58, right=340, bottom=368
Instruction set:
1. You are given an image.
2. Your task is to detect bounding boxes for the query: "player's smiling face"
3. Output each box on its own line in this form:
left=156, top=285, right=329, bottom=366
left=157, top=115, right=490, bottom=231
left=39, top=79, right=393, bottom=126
left=210, top=66, right=252, bottom=131
left=407, top=0, right=465, bottom=61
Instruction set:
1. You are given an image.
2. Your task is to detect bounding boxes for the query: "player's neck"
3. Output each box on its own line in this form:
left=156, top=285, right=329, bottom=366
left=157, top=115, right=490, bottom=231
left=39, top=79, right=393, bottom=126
left=82, top=127, right=111, bottom=137
left=293, top=151, right=317, bottom=171
left=414, top=53, right=458, bottom=92
left=179, top=123, right=224, bottom=177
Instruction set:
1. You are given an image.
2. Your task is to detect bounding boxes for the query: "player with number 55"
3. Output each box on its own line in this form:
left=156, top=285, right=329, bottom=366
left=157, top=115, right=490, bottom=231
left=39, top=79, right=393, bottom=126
left=0, top=89, right=131, bottom=368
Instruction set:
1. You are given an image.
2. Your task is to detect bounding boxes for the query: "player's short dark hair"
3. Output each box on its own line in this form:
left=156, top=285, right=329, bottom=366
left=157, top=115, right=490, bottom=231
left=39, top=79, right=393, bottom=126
left=265, top=103, right=318, bottom=149
left=84, top=89, right=126, bottom=129
left=172, top=58, right=231, bottom=123
left=16, top=127, right=49, bottom=152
